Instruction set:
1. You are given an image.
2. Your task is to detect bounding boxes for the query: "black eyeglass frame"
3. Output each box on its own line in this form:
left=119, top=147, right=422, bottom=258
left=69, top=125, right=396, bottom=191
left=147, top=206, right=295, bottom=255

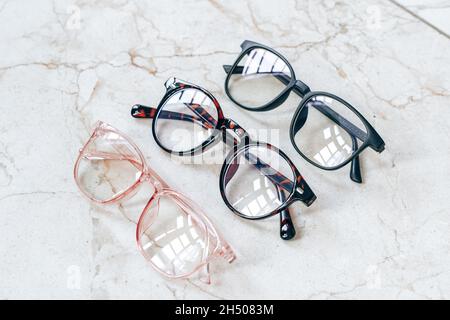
left=131, top=78, right=316, bottom=241
left=223, top=40, right=385, bottom=182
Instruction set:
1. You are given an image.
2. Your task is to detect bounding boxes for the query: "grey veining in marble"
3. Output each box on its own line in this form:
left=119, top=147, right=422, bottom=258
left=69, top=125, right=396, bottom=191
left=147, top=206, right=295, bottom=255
left=395, top=0, right=450, bottom=37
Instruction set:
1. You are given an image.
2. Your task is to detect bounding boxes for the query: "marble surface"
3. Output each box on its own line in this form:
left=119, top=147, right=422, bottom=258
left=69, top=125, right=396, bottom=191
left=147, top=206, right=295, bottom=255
left=396, top=0, right=450, bottom=36
left=1, top=0, right=449, bottom=300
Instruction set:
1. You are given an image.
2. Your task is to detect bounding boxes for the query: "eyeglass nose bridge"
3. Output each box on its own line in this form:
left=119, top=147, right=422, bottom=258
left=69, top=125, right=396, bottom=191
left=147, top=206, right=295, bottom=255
left=294, top=80, right=311, bottom=96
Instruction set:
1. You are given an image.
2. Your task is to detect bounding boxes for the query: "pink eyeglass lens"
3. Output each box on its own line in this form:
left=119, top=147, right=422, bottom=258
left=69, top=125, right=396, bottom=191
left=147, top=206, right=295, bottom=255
left=74, top=125, right=145, bottom=203
left=136, top=192, right=218, bottom=280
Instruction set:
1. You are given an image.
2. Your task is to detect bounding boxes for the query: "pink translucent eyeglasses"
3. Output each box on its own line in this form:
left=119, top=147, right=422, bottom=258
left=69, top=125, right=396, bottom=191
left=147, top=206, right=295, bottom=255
left=74, top=121, right=235, bottom=284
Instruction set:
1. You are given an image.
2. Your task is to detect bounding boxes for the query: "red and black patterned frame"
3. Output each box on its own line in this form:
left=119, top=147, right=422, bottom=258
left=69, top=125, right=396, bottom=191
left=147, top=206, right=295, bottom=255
left=130, top=78, right=316, bottom=241
left=223, top=40, right=386, bottom=184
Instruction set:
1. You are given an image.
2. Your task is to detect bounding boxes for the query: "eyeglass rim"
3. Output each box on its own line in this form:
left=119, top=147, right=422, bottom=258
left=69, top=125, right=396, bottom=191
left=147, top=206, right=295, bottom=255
left=290, top=91, right=385, bottom=171
left=219, top=141, right=308, bottom=220
left=135, top=189, right=213, bottom=279
left=224, top=41, right=297, bottom=112
left=151, top=83, right=225, bottom=156
left=136, top=189, right=235, bottom=280
left=73, top=121, right=148, bottom=204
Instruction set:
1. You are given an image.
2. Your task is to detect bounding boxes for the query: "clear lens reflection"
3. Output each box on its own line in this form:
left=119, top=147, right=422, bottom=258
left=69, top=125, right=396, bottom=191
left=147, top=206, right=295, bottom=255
left=231, top=175, right=283, bottom=217
left=155, top=88, right=218, bottom=153
left=224, top=146, right=294, bottom=218
left=293, top=95, right=368, bottom=168
left=77, top=131, right=143, bottom=201
left=228, top=48, right=291, bottom=108
left=312, top=125, right=353, bottom=167
left=241, top=48, right=290, bottom=78
left=139, top=197, right=206, bottom=276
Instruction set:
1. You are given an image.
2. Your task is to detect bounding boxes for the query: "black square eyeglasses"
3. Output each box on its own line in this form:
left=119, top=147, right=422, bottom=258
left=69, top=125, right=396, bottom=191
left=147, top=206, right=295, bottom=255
left=131, top=78, right=316, bottom=240
left=223, top=40, right=386, bottom=183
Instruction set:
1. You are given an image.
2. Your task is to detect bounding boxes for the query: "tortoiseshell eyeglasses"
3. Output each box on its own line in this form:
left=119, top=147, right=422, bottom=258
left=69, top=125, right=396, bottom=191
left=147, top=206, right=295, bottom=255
left=131, top=78, right=316, bottom=240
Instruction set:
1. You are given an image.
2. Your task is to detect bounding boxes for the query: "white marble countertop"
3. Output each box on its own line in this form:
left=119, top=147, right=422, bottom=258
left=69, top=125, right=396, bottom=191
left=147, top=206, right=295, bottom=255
left=1, top=0, right=449, bottom=300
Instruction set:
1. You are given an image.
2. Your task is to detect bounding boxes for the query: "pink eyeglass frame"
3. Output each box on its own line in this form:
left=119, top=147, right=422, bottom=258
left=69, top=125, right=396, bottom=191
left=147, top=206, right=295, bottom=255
left=74, top=121, right=235, bottom=284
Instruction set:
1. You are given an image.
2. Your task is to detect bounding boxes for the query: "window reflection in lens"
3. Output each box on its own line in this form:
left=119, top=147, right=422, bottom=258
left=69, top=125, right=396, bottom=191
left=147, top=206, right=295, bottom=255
left=223, top=146, right=295, bottom=218
left=155, top=88, right=218, bottom=153
left=138, top=196, right=207, bottom=277
left=293, top=95, right=367, bottom=169
left=228, top=48, right=291, bottom=108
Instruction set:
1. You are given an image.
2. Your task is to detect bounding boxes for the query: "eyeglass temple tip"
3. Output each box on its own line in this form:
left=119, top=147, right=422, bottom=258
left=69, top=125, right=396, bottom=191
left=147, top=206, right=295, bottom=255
left=280, top=209, right=296, bottom=241
left=350, top=156, right=363, bottom=184
left=218, top=244, right=236, bottom=263
left=131, top=104, right=155, bottom=119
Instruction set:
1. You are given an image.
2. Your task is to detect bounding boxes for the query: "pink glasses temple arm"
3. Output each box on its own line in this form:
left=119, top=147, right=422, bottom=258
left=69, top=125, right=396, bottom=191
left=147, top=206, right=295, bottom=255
left=82, top=151, right=144, bottom=171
